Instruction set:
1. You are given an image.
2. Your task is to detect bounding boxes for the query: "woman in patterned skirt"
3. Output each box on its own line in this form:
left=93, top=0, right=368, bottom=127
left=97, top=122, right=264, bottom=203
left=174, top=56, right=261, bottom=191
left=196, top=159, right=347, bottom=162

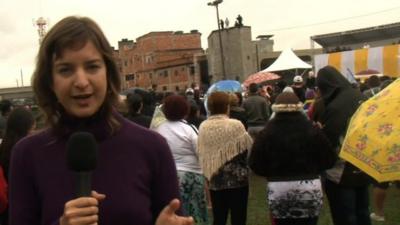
left=249, top=92, right=337, bottom=225
left=155, top=94, right=208, bottom=225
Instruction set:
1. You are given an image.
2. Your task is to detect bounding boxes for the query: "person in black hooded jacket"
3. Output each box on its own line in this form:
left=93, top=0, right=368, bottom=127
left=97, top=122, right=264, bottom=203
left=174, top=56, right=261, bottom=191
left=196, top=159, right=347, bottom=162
left=316, top=66, right=371, bottom=225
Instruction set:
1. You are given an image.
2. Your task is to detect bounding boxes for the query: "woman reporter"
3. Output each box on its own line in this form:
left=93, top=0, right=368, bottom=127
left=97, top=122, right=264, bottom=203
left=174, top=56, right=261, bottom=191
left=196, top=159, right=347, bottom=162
left=9, top=16, right=192, bottom=225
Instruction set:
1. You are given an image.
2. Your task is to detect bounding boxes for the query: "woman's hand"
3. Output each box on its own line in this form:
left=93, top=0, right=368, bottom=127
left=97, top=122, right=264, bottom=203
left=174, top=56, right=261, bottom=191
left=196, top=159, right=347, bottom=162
left=313, top=121, right=324, bottom=129
left=59, top=191, right=106, bottom=225
left=156, top=199, right=194, bottom=225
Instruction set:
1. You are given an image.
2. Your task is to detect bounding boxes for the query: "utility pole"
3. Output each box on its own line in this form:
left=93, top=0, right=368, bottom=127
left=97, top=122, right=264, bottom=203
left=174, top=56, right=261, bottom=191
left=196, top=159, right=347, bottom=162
left=255, top=44, right=260, bottom=71
left=20, top=69, right=24, bottom=87
left=207, top=0, right=226, bottom=80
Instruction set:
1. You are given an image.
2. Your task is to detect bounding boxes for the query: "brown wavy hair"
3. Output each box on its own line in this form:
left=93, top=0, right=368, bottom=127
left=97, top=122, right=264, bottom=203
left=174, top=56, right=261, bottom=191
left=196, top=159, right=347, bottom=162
left=207, top=92, right=230, bottom=115
left=162, top=95, right=189, bottom=121
left=32, top=16, right=121, bottom=133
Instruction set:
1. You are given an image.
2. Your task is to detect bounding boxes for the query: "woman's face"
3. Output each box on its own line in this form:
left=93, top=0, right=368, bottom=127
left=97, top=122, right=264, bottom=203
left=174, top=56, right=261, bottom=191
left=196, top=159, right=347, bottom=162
left=52, top=41, right=107, bottom=118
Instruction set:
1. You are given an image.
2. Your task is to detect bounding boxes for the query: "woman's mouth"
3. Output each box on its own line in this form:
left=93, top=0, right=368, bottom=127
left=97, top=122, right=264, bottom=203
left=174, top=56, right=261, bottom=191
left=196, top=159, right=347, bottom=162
left=73, top=94, right=92, bottom=106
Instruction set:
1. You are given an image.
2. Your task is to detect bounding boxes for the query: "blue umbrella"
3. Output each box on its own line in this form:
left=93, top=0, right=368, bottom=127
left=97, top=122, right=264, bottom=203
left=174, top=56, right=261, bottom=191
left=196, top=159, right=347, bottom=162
left=204, top=80, right=242, bottom=114
left=206, top=80, right=242, bottom=94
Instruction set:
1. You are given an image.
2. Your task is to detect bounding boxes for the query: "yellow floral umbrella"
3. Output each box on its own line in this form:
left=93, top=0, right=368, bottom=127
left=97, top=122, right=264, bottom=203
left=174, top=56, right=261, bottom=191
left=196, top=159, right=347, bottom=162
left=340, top=78, right=400, bottom=182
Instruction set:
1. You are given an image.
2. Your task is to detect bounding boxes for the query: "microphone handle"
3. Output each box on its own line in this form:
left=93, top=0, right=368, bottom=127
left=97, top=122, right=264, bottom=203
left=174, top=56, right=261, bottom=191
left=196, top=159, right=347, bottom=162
left=75, top=172, right=92, bottom=197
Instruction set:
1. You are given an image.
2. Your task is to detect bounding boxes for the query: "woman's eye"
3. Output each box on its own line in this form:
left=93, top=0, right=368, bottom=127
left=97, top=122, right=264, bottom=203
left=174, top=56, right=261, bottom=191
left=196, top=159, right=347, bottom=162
left=57, top=67, right=72, bottom=75
left=87, top=64, right=101, bottom=72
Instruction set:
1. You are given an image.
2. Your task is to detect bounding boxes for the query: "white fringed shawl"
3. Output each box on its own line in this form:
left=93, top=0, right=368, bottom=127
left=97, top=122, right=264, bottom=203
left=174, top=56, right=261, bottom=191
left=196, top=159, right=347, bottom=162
left=197, top=114, right=253, bottom=180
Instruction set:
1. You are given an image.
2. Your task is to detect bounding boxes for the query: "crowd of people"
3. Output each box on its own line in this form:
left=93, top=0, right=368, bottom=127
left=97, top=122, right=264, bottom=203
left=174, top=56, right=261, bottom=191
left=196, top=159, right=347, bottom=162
left=0, top=15, right=398, bottom=225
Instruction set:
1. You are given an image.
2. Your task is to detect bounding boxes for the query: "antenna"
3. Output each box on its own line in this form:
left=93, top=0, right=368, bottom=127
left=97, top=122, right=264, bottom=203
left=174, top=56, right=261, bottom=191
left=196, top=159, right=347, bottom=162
left=34, top=17, right=48, bottom=44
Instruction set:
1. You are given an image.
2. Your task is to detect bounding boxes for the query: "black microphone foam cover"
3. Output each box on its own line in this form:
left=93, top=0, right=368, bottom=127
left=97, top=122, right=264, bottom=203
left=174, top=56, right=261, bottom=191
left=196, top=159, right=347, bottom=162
left=66, top=132, right=98, bottom=172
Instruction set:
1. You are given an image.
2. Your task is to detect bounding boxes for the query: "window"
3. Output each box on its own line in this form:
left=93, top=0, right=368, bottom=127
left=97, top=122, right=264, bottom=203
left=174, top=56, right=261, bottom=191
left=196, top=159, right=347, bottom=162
left=124, top=61, right=128, bottom=66
left=125, top=74, right=134, bottom=81
left=190, top=66, right=195, bottom=75
left=175, top=70, right=178, bottom=76
left=163, top=86, right=167, bottom=91
left=175, top=86, right=180, bottom=91
left=164, top=70, right=168, bottom=77
left=145, top=55, right=152, bottom=64
left=149, top=73, right=153, bottom=79
left=181, top=67, right=185, bottom=71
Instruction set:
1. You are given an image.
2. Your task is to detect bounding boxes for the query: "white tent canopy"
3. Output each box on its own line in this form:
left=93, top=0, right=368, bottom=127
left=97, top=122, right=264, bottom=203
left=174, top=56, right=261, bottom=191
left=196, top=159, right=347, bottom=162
left=262, top=48, right=312, bottom=72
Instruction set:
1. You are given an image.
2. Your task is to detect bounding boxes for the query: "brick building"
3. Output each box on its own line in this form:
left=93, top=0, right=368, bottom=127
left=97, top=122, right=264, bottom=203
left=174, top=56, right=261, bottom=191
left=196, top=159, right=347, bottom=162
left=116, top=31, right=205, bottom=92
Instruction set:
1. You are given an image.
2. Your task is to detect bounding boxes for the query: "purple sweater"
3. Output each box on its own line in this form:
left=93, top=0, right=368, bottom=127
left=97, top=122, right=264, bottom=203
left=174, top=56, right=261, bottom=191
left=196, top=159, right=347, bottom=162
left=9, top=112, right=180, bottom=225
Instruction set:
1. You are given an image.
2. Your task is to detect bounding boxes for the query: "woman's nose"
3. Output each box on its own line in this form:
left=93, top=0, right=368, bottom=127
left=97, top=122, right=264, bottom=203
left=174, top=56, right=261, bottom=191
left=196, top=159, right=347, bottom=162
left=73, top=68, right=90, bottom=88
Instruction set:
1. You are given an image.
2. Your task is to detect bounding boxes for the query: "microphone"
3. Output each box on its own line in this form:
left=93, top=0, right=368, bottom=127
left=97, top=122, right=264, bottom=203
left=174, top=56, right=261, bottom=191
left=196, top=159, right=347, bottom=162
left=66, top=132, right=98, bottom=197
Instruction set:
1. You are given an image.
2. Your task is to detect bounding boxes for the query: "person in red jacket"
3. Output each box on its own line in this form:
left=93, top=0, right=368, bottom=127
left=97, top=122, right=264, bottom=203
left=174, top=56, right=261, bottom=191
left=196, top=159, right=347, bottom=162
left=0, top=166, right=7, bottom=213
left=0, top=107, right=36, bottom=225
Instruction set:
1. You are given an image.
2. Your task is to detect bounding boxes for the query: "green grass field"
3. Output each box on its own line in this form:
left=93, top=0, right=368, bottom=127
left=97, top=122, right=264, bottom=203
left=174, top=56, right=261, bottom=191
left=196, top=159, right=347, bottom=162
left=245, top=174, right=400, bottom=225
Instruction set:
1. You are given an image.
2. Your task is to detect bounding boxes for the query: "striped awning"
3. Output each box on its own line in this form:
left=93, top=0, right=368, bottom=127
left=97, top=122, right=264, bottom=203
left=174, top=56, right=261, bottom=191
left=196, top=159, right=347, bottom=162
left=314, top=44, right=400, bottom=78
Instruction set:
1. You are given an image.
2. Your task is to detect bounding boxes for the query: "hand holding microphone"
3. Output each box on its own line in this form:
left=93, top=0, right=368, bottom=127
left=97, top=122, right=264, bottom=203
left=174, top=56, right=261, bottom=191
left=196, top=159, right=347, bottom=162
left=60, top=132, right=191, bottom=225
left=59, top=191, right=105, bottom=225
left=60, top=132, right=105, bottom=225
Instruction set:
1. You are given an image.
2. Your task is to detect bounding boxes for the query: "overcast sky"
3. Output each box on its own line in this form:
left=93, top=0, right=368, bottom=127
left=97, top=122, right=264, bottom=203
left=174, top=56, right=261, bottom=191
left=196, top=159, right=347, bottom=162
left=1, top=0, right=400, bottom=88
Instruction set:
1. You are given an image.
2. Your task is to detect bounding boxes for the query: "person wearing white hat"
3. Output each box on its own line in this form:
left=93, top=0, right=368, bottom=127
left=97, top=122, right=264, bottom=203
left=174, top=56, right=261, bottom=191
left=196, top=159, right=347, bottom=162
left=291, top=75, right=306, bottom=102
